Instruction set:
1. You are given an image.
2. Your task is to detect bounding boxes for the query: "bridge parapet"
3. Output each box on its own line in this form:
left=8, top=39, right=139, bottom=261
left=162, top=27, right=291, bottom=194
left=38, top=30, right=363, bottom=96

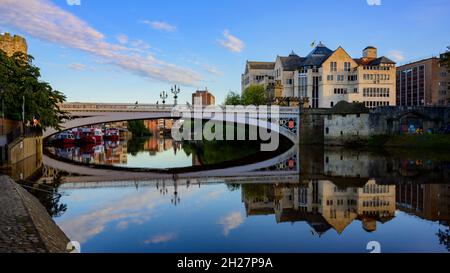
left=60, top=103, right=300, bottom=115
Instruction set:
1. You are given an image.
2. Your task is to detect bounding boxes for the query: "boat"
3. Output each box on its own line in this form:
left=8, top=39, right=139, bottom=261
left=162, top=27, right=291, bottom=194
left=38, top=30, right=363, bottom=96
left=93, top=128, right=104, bottom=143
left=53, top=132, right=76, bottom=145
left=78, top=128, right=97, bottom=144
left=104, top=128, right=119, bottom=141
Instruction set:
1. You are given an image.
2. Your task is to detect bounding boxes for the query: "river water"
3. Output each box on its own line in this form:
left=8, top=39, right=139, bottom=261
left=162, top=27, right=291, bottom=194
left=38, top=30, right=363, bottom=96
left=28, top=129, right=450, bottom=253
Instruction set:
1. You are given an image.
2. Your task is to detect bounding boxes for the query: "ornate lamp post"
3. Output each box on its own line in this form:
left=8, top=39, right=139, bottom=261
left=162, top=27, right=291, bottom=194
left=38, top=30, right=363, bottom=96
left=160, top=91, right=168, bottom=105
left=171, top=180, right=181, bottom=206
left=171, top=84, right=181, bottom=105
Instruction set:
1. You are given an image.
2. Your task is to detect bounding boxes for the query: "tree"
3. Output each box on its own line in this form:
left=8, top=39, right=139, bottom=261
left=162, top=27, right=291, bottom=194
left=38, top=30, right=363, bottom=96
left=241, top=85, right=267, bottom=106
left=224, top=91, right=242, bottom=105
left=127, top=120, right=151, bottom=137
left=0, top=50, right=68, bottom=130
left=440, top=46, right=450, bottom=69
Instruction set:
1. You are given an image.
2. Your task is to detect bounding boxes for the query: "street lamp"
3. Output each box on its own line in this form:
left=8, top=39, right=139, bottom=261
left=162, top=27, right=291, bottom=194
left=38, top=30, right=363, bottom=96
left=160, top=91, right=168, bottom=105
left=171, top=84, right=181, bottom=105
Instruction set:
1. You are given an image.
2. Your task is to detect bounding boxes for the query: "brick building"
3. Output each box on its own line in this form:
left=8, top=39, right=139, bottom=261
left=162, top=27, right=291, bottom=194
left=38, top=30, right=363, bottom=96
left=192, top=89, right=215, bottom=106
left=396, top=56, right=450, bottom=106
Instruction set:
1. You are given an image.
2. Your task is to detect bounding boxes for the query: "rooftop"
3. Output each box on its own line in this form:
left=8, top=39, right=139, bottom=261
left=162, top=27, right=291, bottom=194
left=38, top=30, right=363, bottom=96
left=247, top=61, right=275, bottom=70
left=329, top=101, right=370, bottom=115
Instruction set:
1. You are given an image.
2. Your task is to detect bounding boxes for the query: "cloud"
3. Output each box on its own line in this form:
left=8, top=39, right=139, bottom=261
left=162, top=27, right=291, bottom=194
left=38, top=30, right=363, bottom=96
left=66, top=0, right=81, bottom=6
left=366, top=0, right=381, bottom=6
left=218, top=212, right=244, bottom=236
left=116, top=35, right=151, bottom=52
left=116, top=34, right=129, bottom=45
left=218, top=29, right=245, bottom=53
left=58, top=185, right=200, bottom=244
left=141, top=20, right=177, bottom=32
left=68, top=63, right=87, bottom=71
left=204, top=65, right=224, bottom=77
left=387, top=50, right=405, bottom=62
left=144, top=233, right=177, bottom=244
left=0, top=0, right=202, bottom=86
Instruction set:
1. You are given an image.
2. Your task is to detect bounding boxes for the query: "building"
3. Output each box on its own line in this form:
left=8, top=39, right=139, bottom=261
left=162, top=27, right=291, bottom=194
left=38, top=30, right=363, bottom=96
left=296, top=44, right=396, bottom=108
left=396, top=183, right=450, bottom=226
left=241, top=180, right=396, bottom=235
left=192, top=89, right=215, bottom=106
left=274, top=51, right=303, bottom=97
left=241, top=61, right=275, bottom=92
left=244, top=43, right=397, bottom=108
left=0, top=32, right=27, bottom=56
left=324, top=101, right=372, bottom=145
left=396, top=57, right=450, bottom=106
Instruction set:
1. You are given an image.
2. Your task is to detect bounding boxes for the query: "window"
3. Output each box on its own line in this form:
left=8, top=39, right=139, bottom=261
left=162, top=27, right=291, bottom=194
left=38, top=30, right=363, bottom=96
left=326, top=128, right=329, bottom=135
left=334, top=88, right=347, bottom=94
left=337, top=75, right=344, bottom=81
left=312, top=76, right=320, bottom=108
left=330, top=101, right=334, bottom=107
left=327, top=75, right=334, bottom=81
left=330, top=62, right=337, bottom=72
left=344, top=62, right=351, bottom=72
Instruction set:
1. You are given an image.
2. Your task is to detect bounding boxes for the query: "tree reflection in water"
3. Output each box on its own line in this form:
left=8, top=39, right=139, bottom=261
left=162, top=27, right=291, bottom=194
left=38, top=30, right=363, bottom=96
left=23, top=173, right=67, bottom=218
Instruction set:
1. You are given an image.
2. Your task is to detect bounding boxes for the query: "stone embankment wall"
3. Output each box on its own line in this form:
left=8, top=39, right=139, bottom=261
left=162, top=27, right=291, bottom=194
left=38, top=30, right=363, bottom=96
left=8, top=136, right=43, bottom=165
left=299, top=108, right=328, bottom=144
left=0, top=175, right=69, bottom=253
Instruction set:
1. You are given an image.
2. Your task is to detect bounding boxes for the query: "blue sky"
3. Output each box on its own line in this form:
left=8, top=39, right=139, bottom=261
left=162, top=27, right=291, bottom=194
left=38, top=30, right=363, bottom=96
left=0, top=0, right=449, bottom=104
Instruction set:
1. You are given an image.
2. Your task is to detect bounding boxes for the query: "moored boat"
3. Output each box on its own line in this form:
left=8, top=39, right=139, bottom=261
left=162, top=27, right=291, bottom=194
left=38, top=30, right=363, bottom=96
left=104, top=128, right=119, bottom=141
left=53, top=132, right=76, bottom=145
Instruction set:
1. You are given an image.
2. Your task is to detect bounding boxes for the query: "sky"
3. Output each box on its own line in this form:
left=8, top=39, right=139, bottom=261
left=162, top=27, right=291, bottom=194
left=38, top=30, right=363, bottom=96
left=0, top=0, right=449, bottom=104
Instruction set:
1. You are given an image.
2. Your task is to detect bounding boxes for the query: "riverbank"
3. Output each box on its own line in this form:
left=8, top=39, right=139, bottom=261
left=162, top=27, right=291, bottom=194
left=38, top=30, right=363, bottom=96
left=368, top=134, right=450, bottom=150
left=0, top=175, right=70, bottom=253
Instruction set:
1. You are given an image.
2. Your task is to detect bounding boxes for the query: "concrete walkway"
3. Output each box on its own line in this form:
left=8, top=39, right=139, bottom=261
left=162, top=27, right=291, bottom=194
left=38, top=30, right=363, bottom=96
left=0, top=175, right=70, bottom=253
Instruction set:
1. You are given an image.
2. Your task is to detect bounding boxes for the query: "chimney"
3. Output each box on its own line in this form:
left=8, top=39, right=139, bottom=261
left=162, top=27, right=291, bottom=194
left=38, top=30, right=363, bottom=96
left=363, top=46, right=377, bottom=59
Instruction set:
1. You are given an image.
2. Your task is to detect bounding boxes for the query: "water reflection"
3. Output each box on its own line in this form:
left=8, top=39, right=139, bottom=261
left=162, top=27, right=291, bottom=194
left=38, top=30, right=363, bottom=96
left=26, top=145, right=450, bottom=252
left=46, top=136, right=277, bottom=170
left=242, top=180, right=396, bottom=234
left=35, top=178, right=448, bottom=253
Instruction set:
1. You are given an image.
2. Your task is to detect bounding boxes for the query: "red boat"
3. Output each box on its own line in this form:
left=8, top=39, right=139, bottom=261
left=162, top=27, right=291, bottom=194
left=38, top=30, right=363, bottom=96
left=93, top=128, right=104, bottom=143
left=104, top=129, right=119, bottom=141
left=79, top=128, right=97, bottom=144
left=53, top=132, right=76, bottom=145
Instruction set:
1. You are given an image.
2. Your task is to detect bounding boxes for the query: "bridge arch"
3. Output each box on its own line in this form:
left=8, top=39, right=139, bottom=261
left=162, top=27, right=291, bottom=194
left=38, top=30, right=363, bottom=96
left=44, top=104, right=300, bottom=144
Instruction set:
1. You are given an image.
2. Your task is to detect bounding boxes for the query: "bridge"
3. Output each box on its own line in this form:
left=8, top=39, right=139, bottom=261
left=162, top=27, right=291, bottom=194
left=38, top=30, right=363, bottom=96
left=41, top=102, right=301, bottom=182
left=43, top=144, right=300, bottom=182
left=44, top=102, right=301, bottom=144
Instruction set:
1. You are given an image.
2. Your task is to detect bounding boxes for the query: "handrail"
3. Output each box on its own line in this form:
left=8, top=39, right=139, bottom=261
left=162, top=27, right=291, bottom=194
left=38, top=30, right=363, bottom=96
left=59, top=103, right=300, bottom=114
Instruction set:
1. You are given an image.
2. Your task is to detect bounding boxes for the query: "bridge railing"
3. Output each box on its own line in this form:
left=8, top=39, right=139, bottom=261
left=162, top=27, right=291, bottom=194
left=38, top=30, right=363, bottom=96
left=59, top=103, right=176, bottom=112
left=60, top=103, right=300, bottom=114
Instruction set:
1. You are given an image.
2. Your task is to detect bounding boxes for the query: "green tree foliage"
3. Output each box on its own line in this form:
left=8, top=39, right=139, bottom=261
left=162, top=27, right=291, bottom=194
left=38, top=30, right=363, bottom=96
left=0, top=51, right=68, bottom=130
left=224, top=91, right=242, bottom=105
left=440, top=46, right=450, bottom=69
left=241, top=85, right=267, bottom=106
left=127, top=136, right=149, bottom=156
left=223, top=85, right=268, bottom=106
left=127, top=120, right=151, bottom=137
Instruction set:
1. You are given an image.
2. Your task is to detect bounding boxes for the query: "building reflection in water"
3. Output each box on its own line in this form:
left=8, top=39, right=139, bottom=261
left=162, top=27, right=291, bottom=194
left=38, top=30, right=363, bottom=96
left=50, top=137, right=183, bottom=167
left=242, top=180, right=396, bottom=235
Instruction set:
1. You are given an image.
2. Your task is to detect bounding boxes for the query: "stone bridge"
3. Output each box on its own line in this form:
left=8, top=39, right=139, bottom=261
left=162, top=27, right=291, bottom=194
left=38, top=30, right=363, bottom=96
left=41, top=103, right=301, bottom=182
left=44, top=103, right=301, bottom=144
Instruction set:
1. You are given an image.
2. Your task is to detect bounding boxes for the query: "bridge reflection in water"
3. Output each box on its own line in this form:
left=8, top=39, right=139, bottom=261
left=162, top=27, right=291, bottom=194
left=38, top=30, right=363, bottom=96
left=24, top=144, right=450, bottom=252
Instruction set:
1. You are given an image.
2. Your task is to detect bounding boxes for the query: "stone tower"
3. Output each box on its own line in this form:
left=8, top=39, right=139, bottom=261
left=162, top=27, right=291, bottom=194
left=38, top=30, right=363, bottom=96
left=0, top=33, right=28, bottom=57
